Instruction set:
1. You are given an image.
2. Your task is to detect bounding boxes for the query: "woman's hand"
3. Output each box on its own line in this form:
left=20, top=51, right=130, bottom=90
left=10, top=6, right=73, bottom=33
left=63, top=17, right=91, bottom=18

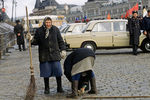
left=144, top=31, right=147, bottom=35
left=60, top=50, right=66, bottom=59
left=26, top=33, right=33, bottom=41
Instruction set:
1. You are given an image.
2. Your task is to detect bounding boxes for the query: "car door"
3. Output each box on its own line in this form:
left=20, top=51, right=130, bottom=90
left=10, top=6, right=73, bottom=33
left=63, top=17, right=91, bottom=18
left=91, top=22, right=113, bottom=47
left=65, top=24, right=85, bottom=48
left=113, top=21, right=130, bottom=47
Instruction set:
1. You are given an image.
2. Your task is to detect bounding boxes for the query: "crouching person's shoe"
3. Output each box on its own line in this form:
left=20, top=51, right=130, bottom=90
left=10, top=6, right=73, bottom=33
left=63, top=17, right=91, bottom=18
left=67, top=80, right=79, bottom=99
left=88, top=77, right=98, bottom=94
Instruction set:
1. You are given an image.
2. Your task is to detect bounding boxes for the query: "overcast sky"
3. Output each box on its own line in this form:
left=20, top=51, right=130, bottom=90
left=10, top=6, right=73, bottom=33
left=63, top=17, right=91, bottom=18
left=4, top=0, right=87, bottom=18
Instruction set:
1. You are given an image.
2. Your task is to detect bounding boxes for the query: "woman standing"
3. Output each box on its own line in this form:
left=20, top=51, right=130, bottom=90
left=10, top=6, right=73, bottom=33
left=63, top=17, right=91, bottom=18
left=28, top=17, right=66, bottom=94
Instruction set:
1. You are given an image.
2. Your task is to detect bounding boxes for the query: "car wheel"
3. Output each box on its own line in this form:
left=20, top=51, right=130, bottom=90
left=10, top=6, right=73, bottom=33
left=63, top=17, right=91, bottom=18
left=81, top=42, right=96, bottom=52
left=141, top=39, right=150, bottom=52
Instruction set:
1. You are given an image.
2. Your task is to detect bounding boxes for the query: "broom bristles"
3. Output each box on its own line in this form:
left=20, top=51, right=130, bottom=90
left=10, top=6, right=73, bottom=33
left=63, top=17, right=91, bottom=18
left=25, top=75, right=36, bottom=100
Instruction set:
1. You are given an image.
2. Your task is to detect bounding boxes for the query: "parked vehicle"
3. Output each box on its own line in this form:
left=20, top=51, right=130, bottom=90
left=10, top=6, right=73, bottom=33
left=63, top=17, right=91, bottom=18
left=64, top=19, right=150, bottom=52
left=61, top=23, right=86, bottom=47
left=22, top=15, right=67, bottom=34
left=61, top=23, right=86, bottom=34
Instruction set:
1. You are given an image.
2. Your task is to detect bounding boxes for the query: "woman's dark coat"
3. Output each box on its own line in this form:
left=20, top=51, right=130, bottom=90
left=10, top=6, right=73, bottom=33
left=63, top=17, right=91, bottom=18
left=14, top=24, right=24, bottom=45
left=64, top=48, right=95, bottom=82
left=128, top=17, right=142, bottom=45
left=32, top=25, right=66, bottom=62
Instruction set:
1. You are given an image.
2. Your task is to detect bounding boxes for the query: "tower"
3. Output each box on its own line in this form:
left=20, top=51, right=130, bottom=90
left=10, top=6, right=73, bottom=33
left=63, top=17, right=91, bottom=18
left=35, top=0, right=41, bottom=8
left=45, top=0, right=59, bottom=6
left=88, top=0, right=95, bottom=2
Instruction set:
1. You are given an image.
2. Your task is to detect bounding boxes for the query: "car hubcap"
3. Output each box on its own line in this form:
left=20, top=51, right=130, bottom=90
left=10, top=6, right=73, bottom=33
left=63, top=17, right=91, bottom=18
left=145, top=42, right=150, bottom=51
left=84, top=44, right=94, bottom=51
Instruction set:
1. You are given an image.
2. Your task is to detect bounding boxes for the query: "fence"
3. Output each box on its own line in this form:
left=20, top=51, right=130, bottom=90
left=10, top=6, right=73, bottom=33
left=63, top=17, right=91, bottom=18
left=0, top=23, right=16, bottom=59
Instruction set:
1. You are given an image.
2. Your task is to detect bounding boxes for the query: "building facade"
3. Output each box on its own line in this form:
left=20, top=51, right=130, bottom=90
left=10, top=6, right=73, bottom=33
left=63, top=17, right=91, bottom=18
left=148, top=0, right=150, bottom=9
left=30, top=0, right=76, bottom=16
left=82, top=0, right=149, bottom=20
left=31, top=0, right=150, bottom=23
left=66, top=6, right=84, bottom=23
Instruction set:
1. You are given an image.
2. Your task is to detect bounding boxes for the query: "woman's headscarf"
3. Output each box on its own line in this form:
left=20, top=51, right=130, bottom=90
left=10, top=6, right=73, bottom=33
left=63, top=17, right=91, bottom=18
left=43, top=17, right=52, bottom=39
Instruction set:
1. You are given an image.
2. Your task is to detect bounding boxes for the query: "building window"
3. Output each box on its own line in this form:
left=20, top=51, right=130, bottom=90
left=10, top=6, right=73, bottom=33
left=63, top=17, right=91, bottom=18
left=119, top=8, right=123, bottom=13
left=96, top=9, right=99, bottom=15
left=107, top=10, right=111, bottom=14
left=113, top=9, right=117, bottom=14
left=139, top=6, right=141, bottom=10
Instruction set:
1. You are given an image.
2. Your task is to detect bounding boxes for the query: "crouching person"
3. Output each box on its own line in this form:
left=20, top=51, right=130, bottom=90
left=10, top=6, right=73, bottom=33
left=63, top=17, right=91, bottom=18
left=64, top=48, right=97, bottom=98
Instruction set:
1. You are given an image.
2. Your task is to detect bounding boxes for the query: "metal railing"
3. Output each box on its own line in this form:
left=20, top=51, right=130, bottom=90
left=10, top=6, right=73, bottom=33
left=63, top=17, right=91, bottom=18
left=0, top=22, right=16, bottom=59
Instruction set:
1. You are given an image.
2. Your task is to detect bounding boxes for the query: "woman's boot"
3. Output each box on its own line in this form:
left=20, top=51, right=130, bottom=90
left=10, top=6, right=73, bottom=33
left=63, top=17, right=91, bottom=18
left=56, top=77, right=64, bottom=93
left=44, top=78, right=50, bottom=94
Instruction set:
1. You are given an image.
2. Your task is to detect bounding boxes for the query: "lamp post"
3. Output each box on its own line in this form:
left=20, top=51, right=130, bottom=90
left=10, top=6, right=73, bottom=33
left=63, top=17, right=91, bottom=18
left=1, top=0, right=5, bottom=21
left=2, top=0, right=4, bottom=8
left=11, top=0, right=14, bottom=22
left=15, top=1, right=17, bottom=21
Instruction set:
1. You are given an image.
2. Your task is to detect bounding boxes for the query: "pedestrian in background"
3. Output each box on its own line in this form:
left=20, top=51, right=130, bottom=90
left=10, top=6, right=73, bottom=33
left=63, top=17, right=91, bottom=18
left=14, top=20, right=26, bottom=51
left=27, top=17, right=66, bottom=94
left=64, top=48, right=97, bottom=98
left=142, top=10, right=150, bottom=38
left=128, top=11, right=142, bottom=55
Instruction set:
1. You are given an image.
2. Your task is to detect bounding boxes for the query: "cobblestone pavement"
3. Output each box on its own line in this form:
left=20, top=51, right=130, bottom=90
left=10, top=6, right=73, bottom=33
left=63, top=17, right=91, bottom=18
left=0, top=46, right=150, bottom=100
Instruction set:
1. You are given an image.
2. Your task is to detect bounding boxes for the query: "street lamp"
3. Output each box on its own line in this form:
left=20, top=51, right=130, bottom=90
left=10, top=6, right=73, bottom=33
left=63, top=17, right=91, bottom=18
left=11, top=0, right=14, bottom=22
left=1, top=0, right=5, bottom=21
left=2, top=0, right=4, bottom=8
left=15, top=1, right=17, bottom=21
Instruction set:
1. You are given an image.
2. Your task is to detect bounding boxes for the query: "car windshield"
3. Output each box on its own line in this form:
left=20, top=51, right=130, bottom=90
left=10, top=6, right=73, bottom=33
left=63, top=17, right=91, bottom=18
left=82, top=22, right=90, bottom=33
left=62, top=25, right=70, bottom=34
left=60, top=25, right=70, bottom=33
left=72, top=24, right=86, bottom=33
left=59, top=24, right=68, bottom=32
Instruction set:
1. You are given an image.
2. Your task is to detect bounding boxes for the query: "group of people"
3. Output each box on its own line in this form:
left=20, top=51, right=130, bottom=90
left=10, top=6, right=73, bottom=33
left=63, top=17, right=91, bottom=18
left=128, top=10, right=150, bottom=55
left=13, top=9, right=150, bottom=98
left=26, top=17, right=97, bottom=98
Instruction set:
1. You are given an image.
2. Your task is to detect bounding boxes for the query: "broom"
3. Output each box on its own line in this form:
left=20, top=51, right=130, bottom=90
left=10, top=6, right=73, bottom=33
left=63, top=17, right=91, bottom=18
left=24, top=6, right=36, bottom=100
left=82, top=96, right=150, bottom=99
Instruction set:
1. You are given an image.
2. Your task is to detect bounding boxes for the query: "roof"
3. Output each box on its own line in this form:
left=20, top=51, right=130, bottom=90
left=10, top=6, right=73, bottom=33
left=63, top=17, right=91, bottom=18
left=89, top=19, right=128, bottom=23
left=23, top=15, right=65, bottom=20
left=69, top=23, right=86, bottom=25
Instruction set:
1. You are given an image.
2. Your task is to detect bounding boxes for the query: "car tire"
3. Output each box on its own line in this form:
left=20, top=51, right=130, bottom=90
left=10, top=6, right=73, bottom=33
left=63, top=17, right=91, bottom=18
left=140, top=39, right=150, bottom=53
left=81, top=42, right=96, bottom=52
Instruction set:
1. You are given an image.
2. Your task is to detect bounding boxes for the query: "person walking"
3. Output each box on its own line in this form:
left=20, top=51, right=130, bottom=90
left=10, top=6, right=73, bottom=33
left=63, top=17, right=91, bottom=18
left=14, top=20, right=26, bottom=51
left=27, top=17, right=66, bottom=94
left=128, top=11, right=142, bottom=55
left=64, top=48, right=97, bottom=98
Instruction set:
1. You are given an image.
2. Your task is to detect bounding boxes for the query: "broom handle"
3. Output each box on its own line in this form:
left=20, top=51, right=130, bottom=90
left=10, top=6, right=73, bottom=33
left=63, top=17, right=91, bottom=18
left=26, top=6, right=34, bottom=75
left=82, top=96, right=150, bottom=99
